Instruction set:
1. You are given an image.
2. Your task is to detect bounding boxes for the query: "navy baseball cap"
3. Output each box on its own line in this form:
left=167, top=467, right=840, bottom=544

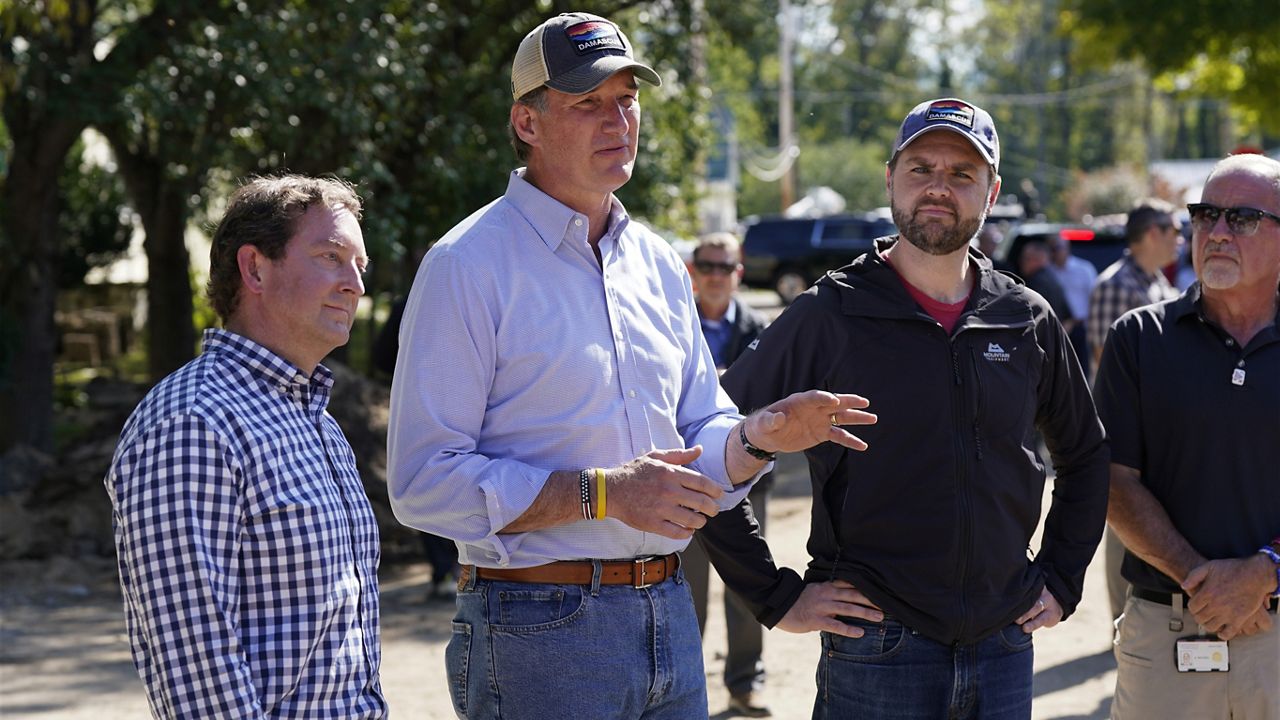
left=511, top=12, right=662, bottom=100
left=890, top=98, right=1000, bottom=171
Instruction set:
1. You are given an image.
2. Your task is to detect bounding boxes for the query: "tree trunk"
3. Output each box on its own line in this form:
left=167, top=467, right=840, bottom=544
left=140, top=189, right=196, bottom=381
left=0, top=125, right=81, bottom=452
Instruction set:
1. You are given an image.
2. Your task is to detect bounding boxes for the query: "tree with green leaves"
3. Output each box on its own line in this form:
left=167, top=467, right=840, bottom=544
left=1063, top=0, right=1280, bottom=135
left=0, top=0, right=235, bottom=452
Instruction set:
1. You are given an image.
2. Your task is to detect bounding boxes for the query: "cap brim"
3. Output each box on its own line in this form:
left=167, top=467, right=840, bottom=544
left=893, top=125, right=998, bottom=169
left=545, top=56, right=662, bottom=95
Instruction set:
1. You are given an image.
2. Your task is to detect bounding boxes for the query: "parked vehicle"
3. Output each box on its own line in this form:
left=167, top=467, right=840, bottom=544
left=997, top=222, right=1127, bottom=275
left=741, top=213, right=896, bottom=303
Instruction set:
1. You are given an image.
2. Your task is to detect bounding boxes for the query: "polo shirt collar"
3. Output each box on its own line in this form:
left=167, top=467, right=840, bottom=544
left=1173, top=282, right=1280, bottom=341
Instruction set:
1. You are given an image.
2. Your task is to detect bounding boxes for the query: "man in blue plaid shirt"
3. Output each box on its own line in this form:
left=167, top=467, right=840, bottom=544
left=105, top=176, right=387, bottom=718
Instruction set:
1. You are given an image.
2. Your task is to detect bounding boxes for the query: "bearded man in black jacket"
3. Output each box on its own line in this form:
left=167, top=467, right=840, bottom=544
left=699, top=98, right=1110, bottom=719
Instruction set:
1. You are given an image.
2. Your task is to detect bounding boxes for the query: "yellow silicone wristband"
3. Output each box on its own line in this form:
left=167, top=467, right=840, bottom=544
left=595, top=467, right=607, bottom=520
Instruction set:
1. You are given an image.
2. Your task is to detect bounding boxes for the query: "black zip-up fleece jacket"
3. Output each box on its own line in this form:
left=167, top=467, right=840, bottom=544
left=700, top=239, right=1109, bottom=645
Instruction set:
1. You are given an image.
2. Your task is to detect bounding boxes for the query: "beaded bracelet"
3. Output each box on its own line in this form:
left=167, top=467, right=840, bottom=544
left=579, top=468, right=594, bottom=520
left=1258, top=545, right=1280, bottom=596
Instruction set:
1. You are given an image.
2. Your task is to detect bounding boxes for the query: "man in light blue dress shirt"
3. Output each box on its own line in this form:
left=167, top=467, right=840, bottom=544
left=387, top=12, right=877, bottom=720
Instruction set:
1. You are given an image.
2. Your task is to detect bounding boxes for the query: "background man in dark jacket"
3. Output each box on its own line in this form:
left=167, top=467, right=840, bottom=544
left=682, top=231, right=773, bottom=717
left=699, top=98, right=1110, bottom=719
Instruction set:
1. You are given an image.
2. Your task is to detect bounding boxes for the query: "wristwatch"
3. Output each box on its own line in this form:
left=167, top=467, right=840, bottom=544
left=1259, top=540, right=1280, bottom=597
left=739, top=423, right=776, bottom=461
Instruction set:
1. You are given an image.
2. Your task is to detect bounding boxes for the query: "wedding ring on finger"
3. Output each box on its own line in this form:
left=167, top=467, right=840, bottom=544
left=830, top=414, right=839, bottom=426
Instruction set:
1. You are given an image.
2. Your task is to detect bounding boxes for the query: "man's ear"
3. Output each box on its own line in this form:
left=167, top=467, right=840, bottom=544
left=511, top=103, right=539, bottom=149
left=986, top=175, right=1003, bottom=212
left=237, top=245, right=269, bottom=298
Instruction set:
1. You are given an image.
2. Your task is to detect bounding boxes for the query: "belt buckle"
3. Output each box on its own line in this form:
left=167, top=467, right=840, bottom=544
left=633, top=557, right=655, bottom=588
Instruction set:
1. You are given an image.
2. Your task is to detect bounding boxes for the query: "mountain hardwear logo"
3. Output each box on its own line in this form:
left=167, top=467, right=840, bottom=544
left=983, top=342, right=1011, bottom=362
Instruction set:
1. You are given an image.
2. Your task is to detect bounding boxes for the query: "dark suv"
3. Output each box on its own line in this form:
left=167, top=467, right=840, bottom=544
left=741, top=213, right=897, bottom=303
left=997, top=222, right=1128, bottom=275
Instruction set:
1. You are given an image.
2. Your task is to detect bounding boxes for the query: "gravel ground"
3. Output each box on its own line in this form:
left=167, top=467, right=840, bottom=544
left=1, top=451, right=1115, bottom=719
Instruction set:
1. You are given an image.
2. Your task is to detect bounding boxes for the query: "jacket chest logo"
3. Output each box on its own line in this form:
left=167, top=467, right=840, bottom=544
left=983, top=342, right=1012, bottom=362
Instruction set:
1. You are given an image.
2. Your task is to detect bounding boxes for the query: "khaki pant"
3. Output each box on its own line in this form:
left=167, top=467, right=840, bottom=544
left=1112, top=595, right=1280, bottom=720
left=1105, top=526, right=1129, bottom=622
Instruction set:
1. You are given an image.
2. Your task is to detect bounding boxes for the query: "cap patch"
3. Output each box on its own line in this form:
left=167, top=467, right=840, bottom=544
left=565, top=21, right=624, bottom=55
left=925, top=100, right=975, bottom=129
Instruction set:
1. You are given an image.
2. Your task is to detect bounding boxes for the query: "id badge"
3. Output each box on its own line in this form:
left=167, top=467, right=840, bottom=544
left=1175, top=637, right=1229, bottom=672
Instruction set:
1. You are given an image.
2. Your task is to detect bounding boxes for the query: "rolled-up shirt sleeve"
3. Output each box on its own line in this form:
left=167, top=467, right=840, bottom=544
left=387, top=251, right=548, bottom=563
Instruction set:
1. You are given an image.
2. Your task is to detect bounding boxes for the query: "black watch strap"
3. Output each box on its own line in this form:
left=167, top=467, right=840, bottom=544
left=739, top=423, right=776, bottom=461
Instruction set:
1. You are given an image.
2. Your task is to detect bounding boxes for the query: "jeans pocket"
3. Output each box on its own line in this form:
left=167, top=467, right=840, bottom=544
left=997, top=622, right=1034, bottom=652
left=824, top=618, right=908, bottom=661
left=445, top=621, right=472, bottom=717
left=490, top=582, right=588, bottom=633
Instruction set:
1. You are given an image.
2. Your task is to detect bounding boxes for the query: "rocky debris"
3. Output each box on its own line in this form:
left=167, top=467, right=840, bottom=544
left=0, top=364, right=429, bottom=563
left=326, top=360, right=422, bottom=561
left=0, top=378, right=137, bottom=559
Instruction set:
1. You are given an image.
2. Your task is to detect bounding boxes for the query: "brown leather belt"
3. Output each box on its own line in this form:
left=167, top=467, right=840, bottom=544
left=462, top=553, right=679, bottom=589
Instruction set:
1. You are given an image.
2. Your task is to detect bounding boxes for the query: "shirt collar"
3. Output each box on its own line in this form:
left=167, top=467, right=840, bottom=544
left=701, top=298, right=737, bottom=326
left=505, top=170, right=631, bottom=254
left=1171, top=282, right=1280, bottom=331
left=202, top=327, right=334, bottom=397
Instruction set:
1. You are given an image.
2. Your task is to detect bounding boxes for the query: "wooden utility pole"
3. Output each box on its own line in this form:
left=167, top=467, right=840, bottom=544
left=779, top=0, right=795, bottom=211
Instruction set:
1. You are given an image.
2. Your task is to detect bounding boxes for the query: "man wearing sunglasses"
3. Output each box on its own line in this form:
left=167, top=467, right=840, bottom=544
left=1095, top=153, right=1280, bottom=719
left=689, top=232, right=768, bottom=372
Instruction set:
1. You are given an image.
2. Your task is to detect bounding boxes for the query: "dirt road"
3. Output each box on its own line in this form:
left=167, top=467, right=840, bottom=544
left=1, top=448, right=1115, bottom=719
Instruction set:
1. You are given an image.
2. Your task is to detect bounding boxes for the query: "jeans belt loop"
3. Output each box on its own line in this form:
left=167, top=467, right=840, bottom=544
left=590, top=559, right=603, bottom=596
left=1169, top=592, right=1184, bottom=633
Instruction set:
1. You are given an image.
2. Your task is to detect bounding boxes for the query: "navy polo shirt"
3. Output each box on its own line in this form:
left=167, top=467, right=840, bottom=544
left=1094, top=285, right=1280, bottom=594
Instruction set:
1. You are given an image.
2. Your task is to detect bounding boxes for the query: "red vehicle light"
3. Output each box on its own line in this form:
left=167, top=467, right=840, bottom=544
left=1060, top=229, right=1096, bottom=242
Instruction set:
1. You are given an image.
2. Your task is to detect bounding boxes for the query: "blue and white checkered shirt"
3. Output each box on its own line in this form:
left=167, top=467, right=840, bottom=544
left=106, top=328, right=386, bottom=719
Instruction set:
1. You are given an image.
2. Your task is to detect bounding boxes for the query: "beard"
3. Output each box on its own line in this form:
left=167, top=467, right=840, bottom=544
left=891, top=197, right=985, bottom=256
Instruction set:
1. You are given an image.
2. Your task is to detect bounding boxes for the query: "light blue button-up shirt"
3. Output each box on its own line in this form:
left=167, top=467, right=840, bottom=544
left=388, top=171, right=753, bottom=568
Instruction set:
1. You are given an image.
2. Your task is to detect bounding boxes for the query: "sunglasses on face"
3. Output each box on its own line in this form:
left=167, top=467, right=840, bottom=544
left=1186, top=203, right=1280, bottom=237
left=693, top=260, right=740, bottom=275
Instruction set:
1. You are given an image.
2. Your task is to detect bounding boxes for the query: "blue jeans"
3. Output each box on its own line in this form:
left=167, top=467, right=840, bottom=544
left=814, top=617, right=1034, bottom=720
left=446, top=565, right=706, bottom=719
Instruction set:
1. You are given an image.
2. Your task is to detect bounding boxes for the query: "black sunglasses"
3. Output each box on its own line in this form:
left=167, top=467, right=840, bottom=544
left=1186, top=203, right=1280, bottom=237
left=693, top=260, right=740, bottom=275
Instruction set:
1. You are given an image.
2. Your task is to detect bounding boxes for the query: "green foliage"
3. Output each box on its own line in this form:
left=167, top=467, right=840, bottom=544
left=1063, top=0, right=1280, bottom=133
left=56, top=142, right=132, bottom=288
left=794, top=137, right=890, bottom=213
left=1061, top=164, right=1148, bottom=218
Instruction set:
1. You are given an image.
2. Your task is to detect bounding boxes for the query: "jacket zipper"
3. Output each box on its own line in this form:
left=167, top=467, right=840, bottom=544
left=968, top=346, right=984, bottom=461
left=950, top=342, right=972, bottom=640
